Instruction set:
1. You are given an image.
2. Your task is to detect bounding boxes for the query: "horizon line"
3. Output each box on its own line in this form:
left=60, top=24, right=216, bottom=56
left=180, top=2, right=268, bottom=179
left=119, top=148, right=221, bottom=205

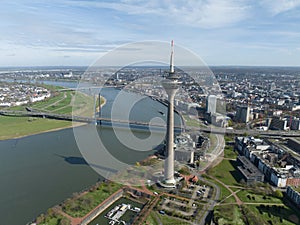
left=0, top=65, right=300, bottom=69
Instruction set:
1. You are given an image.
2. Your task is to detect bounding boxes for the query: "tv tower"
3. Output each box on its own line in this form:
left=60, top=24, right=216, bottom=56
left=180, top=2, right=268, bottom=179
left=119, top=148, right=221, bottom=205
left=162, top=40, right=181, bottom=185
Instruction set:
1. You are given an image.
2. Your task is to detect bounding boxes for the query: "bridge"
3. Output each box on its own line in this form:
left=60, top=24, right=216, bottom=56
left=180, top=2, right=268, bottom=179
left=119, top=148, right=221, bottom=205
left=0, top=110, right=175, bottom=130
left=57, top=85, right=122, bottom=92
left=1, top=110, right=300, bottom=137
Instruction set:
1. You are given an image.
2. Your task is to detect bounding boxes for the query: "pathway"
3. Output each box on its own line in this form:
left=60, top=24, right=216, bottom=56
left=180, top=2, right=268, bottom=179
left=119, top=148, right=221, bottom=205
left=218, top=189, right=241, bottom=204
left=207, top=175, right=243, bottom=206
left=42, top=93, right=67, bottom=111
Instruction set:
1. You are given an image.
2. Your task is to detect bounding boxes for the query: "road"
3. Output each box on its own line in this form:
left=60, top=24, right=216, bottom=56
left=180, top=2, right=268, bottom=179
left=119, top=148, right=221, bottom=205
left=195, top=175, right=221, bottom=225
left=186, top=125, right=300, bottom=137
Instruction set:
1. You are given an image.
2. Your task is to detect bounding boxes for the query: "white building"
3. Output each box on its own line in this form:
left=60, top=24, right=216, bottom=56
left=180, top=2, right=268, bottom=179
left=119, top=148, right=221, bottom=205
left=206, top=95, right=217, bottom=114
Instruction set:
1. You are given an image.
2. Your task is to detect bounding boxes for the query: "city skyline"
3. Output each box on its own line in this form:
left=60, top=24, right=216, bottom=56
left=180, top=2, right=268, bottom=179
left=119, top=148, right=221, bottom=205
left=1, top=0, right=300, bottom=67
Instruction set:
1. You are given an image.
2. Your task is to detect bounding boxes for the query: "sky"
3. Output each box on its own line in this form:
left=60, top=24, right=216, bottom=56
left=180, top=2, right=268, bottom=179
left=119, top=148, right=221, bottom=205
left=1, top=0, right=300, bottom=67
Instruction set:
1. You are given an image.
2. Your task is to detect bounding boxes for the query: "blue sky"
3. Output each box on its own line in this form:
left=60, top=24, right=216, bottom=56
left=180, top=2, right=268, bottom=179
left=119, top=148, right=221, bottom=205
left=1, top=0, right=300, bottom=66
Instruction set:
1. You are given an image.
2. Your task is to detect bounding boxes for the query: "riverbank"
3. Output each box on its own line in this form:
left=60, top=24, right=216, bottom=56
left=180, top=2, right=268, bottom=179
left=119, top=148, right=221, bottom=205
left=0, top=116, right=72, bottom=141
left=0, top=117, right=88, bottom=141
left=0, top=94, right=106, bottom=141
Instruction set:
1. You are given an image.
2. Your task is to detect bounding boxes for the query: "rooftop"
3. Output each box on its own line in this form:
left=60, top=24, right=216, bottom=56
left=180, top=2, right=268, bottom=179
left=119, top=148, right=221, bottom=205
left=237, top=156, right=264, bottom=179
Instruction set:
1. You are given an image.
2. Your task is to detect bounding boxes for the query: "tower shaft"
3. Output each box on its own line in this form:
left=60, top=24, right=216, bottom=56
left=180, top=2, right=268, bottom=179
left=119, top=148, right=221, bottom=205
left=164, top=92, right=176, bottom=184
left=162, top=40, right=181, bottom=186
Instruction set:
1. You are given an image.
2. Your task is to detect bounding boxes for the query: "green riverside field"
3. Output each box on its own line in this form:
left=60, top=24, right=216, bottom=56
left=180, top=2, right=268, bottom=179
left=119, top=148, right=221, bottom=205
left=0, top=85, right=102, bottom=140
left=0, top=116, right=72, bottom=140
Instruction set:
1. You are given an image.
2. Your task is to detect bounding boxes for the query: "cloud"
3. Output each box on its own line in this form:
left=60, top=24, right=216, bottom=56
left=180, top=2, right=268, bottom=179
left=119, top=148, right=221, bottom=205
left=260, top=0, right=300, bottom=15
left=179, top=0, right=251, bottom=28
left=53, top=44, right=115, bottom=53
left=67, top=0, right=251, bottom=28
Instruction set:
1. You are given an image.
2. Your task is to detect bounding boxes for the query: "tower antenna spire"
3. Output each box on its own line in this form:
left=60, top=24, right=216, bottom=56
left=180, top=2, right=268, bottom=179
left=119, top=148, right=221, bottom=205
left=170, top=40, right=174, bottom=73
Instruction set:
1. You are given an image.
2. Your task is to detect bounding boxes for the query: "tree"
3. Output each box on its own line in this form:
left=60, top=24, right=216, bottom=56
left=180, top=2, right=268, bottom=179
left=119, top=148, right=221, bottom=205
left=178, top=166, right=190, bottom=175
left=273, top=190, right=283, bottom=198
left=182, top=179, right=188, bottom=189
left=60, top=217, right=71, bottom=225
left=35, top=214, right=45, bottom=224
left=227, top=119, right=233, bottom=127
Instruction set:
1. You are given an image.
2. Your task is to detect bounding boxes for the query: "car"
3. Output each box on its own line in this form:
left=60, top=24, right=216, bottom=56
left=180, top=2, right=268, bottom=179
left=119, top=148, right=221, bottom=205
left=159, top=210, right=165, bottom=215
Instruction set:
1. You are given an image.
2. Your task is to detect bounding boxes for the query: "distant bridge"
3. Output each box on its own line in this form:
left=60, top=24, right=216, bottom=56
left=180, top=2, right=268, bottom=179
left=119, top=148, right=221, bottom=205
left=0, top=110, right=177, bottom=130
left=57, top=85, right=121, bottom=92
left=1, top=110, right=300, bottom=137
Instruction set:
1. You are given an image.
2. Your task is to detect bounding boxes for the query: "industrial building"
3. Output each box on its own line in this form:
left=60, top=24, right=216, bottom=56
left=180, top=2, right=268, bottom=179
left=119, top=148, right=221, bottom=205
left=237, top=156, right=264, bottom=185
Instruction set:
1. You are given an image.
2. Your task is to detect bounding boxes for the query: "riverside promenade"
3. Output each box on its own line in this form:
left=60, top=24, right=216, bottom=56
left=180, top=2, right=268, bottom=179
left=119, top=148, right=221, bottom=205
left=53, top=186, right=154, bottom=225
left=53, top=189, right=123, bottom=225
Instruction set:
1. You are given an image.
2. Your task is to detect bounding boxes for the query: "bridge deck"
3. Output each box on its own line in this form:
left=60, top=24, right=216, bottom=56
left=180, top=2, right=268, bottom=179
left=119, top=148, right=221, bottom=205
left=1, top=110, right=300, bottom=137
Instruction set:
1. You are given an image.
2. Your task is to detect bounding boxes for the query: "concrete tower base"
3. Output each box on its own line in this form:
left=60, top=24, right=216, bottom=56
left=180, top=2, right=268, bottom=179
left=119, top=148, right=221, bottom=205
left=164, top=178, right=176, bottom=185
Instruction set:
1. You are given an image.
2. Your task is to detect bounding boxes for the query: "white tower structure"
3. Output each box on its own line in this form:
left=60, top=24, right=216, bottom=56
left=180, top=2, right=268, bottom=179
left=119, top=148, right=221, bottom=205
left=162, top=40, right=181, bottom=185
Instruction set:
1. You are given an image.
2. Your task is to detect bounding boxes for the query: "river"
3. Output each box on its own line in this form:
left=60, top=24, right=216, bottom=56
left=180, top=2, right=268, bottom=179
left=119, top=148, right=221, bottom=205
left=0, top=80, right=182, bottom=225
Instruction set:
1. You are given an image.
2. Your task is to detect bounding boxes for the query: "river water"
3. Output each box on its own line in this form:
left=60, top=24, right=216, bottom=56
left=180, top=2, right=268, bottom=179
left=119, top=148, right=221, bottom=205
left=0, top=80, right=181, bottom=225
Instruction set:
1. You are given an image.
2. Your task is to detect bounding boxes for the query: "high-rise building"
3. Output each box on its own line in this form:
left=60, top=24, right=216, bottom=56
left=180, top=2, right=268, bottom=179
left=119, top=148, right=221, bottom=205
left=206, top=95, right=217, bottom=114
left=235, top=105, right=250, bottom=123
left=291, top=118, right=300, bottom=130
left=162, top=40, right=181, bottom=185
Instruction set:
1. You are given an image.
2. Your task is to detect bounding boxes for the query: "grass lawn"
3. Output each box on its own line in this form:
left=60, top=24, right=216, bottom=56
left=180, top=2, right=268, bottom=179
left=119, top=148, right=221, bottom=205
left=36, top=91, right=77, bottom=115
left=143, top=212, right=160, bottom=225
left=230, top=187, right=243, bottom=192
left=214, top=203, right=300, bottom=225
left=207, top=133, right=218, bottom=153
left=144, top=211, right=191, bottom=225
left=223, top=146, right=238, bottom=159
left=8, top=87, right=94, bottom=116
left=62, top=182, right=123, bottom=218
left=0, top=116, right=71, bottom=140
left=39, top=217, right=69, bottom=225
left=208, top=159, right=242, bottom=187
left=72, top=91, right=96, bottom=117
left=53, top=106, right=73, bottom=114
left=214, top=205, right=244, bottom=225
left=222, top=195, right=236, bottom=204
left=217, top=183, right=232, bottom=202
left=183, top=115, right=201, bottom=127
left=156, top=212, right=191, bottom=225
left=245, top=204, right=300, bottom=225
left=237, top=190, right=282, bottom=204
left=33, top=92, right=66, bottom=110
left=224, top=135, right=234, bottom=143
left=36, top=211, right=70, bottom=225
